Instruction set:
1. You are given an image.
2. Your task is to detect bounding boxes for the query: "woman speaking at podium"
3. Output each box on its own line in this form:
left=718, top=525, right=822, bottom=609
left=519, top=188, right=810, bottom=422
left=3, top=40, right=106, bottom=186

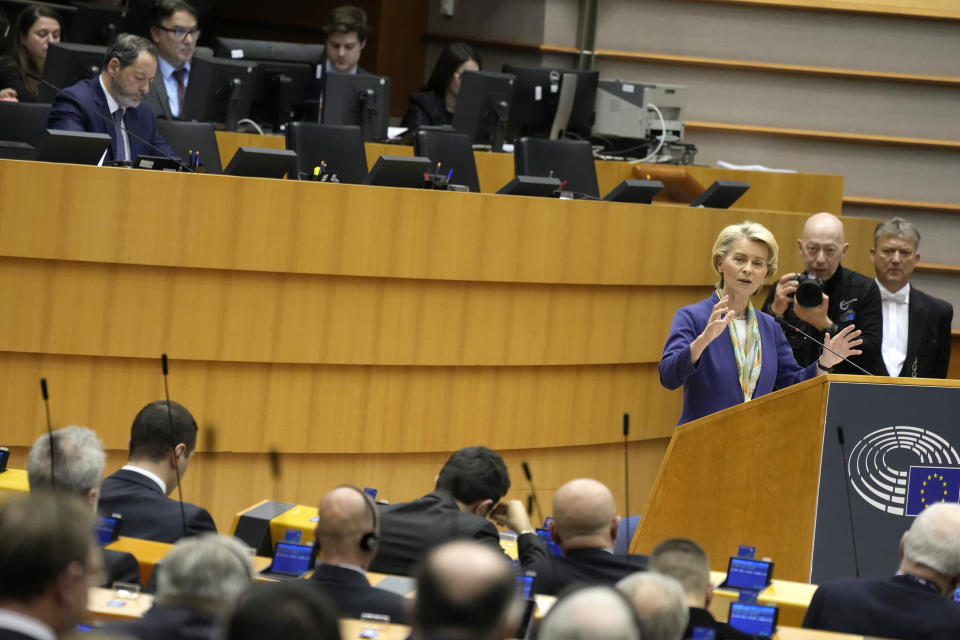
left=659, top=221, right=862, bottom=425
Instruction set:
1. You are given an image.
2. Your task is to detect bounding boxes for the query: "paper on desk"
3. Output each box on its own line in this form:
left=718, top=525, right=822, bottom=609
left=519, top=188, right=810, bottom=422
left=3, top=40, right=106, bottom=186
left=717, top=160, right=797, bottom=174
left=387, top=126, right=409, bottom=140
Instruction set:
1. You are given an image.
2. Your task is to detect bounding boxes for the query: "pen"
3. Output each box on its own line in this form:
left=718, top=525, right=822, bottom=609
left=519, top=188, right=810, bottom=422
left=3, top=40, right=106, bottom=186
left=446, top=169, right=453, bottom=182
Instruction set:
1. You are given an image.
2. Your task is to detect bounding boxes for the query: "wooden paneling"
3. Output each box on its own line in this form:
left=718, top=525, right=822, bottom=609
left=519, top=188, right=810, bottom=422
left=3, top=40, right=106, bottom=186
left=686, top=121, right=960, bottom=151
left=695, top=0, right=960, bottom=20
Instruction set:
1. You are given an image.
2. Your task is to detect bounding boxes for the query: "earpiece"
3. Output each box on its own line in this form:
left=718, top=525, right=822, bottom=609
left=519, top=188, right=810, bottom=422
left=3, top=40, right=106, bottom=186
left=337, top=485, right=380, bottom=553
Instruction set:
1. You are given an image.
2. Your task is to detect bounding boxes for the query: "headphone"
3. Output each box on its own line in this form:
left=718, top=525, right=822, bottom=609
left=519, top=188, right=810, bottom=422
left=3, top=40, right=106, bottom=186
left=338, top=485, right=380, bottom=553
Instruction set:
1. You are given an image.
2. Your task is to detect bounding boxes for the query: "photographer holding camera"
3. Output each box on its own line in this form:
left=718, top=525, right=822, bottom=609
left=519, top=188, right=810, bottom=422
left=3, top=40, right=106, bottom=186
left=762, top=212, right=883, bottom=375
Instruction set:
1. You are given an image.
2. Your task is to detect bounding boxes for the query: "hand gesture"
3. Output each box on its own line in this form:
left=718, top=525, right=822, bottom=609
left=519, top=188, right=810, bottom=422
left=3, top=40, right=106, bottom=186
left=820, top=324, right=862, bottom=369
left=0, top=88, right=18, bottom=102
left=490, top=499, right=533, bottom=533
left=770, top=273, right=798, bottom=317
left=690, top=296, right=733, bottom=363
left=794, top=291, right=831, bottom=331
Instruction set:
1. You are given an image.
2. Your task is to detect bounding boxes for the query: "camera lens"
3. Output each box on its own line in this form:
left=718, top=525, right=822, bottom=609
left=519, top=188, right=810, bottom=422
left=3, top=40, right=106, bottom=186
left=794, top=273, right=824, bottom=308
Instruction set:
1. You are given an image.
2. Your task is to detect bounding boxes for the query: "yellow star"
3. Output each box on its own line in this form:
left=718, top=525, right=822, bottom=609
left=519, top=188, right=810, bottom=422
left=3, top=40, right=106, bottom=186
left=923, top=481, right=927, bottom=486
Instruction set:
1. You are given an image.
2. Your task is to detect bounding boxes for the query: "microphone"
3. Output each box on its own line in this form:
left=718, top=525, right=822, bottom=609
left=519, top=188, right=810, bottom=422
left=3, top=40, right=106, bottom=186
left=836, top=426, right=861, bottom=578
left=623, top=413, right=634, bottom=564
left=781, top=319, right=873, bottom=376
left=26, top=72, right=195, bottom=173
left=268, top=447, right=282, bottom=500
left=40, top=378, right=56, bottom=489
left=161, top=354, right=188, bottom=538
left=521, top=461, right=544, bottom=524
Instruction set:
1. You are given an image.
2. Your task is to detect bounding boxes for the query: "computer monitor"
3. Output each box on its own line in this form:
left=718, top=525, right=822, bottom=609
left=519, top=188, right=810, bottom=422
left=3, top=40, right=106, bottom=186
left=214, top=37, right=326, bottom=131
left=322, top=73, right=391, bottom=142
left=690, top=180, right=750, bottom=209
left=40, top=42, right=105, bottom=102
left=67, top=1, right=122, bottom=45
left=451, top=70, right=515, bottom=152
left=181, top=56, right=257, bottom=131
left=502, top=65, right=598, bottom=140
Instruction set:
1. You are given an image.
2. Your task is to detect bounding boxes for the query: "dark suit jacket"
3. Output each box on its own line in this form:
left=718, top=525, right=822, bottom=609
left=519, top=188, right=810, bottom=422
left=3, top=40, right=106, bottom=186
left=368, top=491, right=504, bottom=576
left=47, top=76, right=176, bottom=162
left=686, top=606, right=755, bottom=640
left=103, top=548, right=142, bottom=588
left=516, top=533, right=648, bottom=595
left=309, top=564, right=408, bottom=623
left=802, top=575, right=960, bottom=640
left=885, top=286, right=953, bottom=378
left=0, top=628, right=40, bottom=640
left=104, top=605, right=216, bottom=640
left=146, top=74, right=174, bottom=121
left=98, top=469, right=217, bottom=544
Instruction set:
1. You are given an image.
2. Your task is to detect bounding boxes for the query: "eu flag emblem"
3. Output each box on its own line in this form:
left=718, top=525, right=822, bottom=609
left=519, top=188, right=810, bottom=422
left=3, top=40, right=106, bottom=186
left=905, top=466, right=960, bottom=516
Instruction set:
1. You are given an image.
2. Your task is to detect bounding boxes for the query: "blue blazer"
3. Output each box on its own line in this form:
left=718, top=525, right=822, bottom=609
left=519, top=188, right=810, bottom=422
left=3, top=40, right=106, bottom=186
left=47, top=76, right=176, bottom=163
left=660, top=294, right=818, bottom=425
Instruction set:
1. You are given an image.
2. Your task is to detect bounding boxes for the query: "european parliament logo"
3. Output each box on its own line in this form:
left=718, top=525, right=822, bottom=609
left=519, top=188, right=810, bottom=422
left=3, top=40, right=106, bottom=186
left=905, top=467, right=960, bottom=516
left=847, top=426, right=960, bottom=517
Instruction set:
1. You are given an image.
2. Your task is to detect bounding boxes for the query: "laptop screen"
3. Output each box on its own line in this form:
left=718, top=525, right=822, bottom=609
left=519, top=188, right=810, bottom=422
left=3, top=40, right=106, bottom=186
left=725, top=557, right=772, bottom=591
left=272, top=542, right=314, bottom=576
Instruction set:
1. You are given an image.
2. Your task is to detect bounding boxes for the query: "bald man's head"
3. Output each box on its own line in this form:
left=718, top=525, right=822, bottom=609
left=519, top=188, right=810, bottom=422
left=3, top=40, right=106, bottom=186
left=314, top=486, right=378, bottom=566
left=551, top=479, right=619, bottom=552
left=416, top=541, right=518, bottom=640
left=798, top=212, right=848, bottom=281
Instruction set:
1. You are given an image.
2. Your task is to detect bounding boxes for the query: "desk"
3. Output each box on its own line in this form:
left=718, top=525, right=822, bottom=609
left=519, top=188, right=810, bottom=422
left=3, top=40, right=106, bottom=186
left=106, top=536, right=272, bottom=586
left=0, top=468, right=29, bottom=503
left=86, top=587, right=153, bottom=623
left=708, top=571, right=817, bottom=627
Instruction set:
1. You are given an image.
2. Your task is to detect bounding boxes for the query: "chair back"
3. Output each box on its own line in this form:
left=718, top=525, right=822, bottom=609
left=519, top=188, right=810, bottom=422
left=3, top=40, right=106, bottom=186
left=285, top=122, right=368, bottom=184
left=414, top=128, right=481, bottom=193
left=514, top=137, right=599, bottom=198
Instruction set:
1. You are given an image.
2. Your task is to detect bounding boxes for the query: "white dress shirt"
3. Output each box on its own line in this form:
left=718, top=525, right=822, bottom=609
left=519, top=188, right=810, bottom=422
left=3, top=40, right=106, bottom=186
left=98, top=75, right=130, bottom=165
left=121, top=463, right=167, bottom=495
left=877, top=279, right=910, bottom=376
left=0, top=609, right=57, bottom=640
left=158, top=56, right=190, bottom=118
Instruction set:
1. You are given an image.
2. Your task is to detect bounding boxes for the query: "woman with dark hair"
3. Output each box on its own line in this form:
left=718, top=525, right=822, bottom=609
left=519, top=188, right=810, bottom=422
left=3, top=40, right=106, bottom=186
left=0, top=4, right=62, bottom=102
left=401, top=41, right=480, bottom=128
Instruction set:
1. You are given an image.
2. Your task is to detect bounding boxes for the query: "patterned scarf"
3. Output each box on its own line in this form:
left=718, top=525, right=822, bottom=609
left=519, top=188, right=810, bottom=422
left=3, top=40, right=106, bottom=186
left=720, top=290, right=763, bottom=402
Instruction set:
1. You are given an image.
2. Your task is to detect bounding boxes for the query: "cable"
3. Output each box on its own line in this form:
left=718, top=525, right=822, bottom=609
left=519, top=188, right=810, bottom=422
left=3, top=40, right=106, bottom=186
left=235, top=118, right=265, bottom=135
left=630, top=103, right=667, bottom=164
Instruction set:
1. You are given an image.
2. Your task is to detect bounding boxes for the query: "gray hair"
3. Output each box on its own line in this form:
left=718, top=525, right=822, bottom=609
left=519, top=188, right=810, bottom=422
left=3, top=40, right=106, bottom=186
left=27, top=425, right=105, bottom=497
left=617, top=572, right=689, bottom=640
left=104, top=33, right=158, bottom=69
left=649, top=538, right=710, bottom=598
left=156, top=534, right=255, bottom=616
left=874, top=217, right=920, bottom=249
left=903, top=502, right=960, bottom=579
left=538, top=584, right=642, bottom=640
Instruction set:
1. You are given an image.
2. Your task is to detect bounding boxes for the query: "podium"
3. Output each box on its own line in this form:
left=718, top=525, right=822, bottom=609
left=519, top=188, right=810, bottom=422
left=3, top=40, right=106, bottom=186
left=630, top=375, right=960, bottom=583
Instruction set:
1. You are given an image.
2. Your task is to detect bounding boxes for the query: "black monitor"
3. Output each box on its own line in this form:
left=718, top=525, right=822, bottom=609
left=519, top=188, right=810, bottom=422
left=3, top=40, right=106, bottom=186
left=502, top=65, right=598, bottom=140
left=181, top=56, right=257, bottom=131
left=40, top=42, right=105, bottom=102
left=322, top=73, right=390, bottom=142
left=364, top=155, right=432, bottom=189
left=66, top=1, right=122, bottom=45
left=214, top=37, right=325, bottom=131
left=223, top=146, right=297, bottom=179
left=690, top=180, right=750, bottom=209
left=35, top=129, right=110, bottom=165
left=451, top=70, right=515, bottom=152
left=604, top=179, right=664, bottom=204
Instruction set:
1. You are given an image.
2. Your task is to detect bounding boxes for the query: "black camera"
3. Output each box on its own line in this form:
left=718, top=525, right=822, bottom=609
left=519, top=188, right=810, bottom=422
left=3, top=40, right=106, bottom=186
left=792, top=272, right=824, bottom=308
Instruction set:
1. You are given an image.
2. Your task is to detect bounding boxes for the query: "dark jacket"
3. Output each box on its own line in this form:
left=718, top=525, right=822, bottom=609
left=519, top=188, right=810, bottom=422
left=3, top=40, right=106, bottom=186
left=369, top=490, right=504, bottom=576
left=98, top=469, right=216, bottom=544
left=516, top=533, right=648, bottom=595
left=105, top=604, right=216, bottom=640
left=47, top=76, right=176, bottom=162
left=685, top=606, right=756, bottom=640
left=309, top=564, right=408, bottom=623
left=400, top=90, right=451, bottom=129
left=103, top=548, right=142, bottom=588
left=887, top=286, right=953, bottom=378
left=762, top=265, right=883, bottom=375
left=0, top=57, right=39, bottom=102
left=802, top=575, right=960, bottom=640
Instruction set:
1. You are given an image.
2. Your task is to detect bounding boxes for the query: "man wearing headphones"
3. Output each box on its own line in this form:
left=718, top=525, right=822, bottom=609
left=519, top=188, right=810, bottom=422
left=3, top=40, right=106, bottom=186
left=310, top=485, right=409, bottom=623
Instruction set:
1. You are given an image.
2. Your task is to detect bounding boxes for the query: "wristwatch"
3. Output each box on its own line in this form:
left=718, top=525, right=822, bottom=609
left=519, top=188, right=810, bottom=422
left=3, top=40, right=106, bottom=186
left=817, top=359, right=835, bottom=373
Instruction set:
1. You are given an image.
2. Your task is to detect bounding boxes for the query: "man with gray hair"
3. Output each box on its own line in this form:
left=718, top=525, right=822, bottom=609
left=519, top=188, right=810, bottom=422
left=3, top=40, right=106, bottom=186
left=537, top=584, right=641, bottom=640
left=802, top=502, right=960, bottom=639
left=47, top=32, right=176, bottom=163
left=105, top=533, right=255, bottom=640
left=870, top=217, right=952, bottom=378
left=649, top=538, right=752, bottom=640
left=27, top=426, right=141, bottom=589
left=618, top=572, right=689, bottom=640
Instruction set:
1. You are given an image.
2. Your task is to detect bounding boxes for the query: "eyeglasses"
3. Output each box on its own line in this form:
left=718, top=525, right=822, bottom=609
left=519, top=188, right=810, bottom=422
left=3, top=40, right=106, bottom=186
left=156, top=25, right=201, bottom=41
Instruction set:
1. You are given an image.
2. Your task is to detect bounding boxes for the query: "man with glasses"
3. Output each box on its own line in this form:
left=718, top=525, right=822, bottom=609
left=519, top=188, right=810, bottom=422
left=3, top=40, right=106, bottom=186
left=147, top=0, right=199, bottom=119
left=762, top=212, right=883, bottom=375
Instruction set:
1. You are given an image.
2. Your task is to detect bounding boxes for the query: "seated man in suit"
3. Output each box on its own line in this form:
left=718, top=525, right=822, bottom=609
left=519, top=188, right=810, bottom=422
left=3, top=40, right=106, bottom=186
left=226, top=581, right=341, bottom=640
left=802, top=502, right=960, bottom=640
left=47, top=33, right=176, bottom=164
left=26, top=426, right=141, bottom=589
left=538, top=584, right=641, bottom=640
left=412, top=541, right=519, bottom=640
left=98, top=400, right=217, bottom=543
left=618, top=572, right=689, bottom=640
left=146, top=0, right=199, bottom=119
left=369, top=446, right=511, bottom=576
left=106, top=534, right=254, bottom=640
left=309, top=485, right=407, bottom=623
left=870, top=217, right=952, bottom=378
left=493, top=478, right=648, bottom=595
left=649, top=538, right=754, bottom=640
left=0, top=493, right=98, bottom=640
